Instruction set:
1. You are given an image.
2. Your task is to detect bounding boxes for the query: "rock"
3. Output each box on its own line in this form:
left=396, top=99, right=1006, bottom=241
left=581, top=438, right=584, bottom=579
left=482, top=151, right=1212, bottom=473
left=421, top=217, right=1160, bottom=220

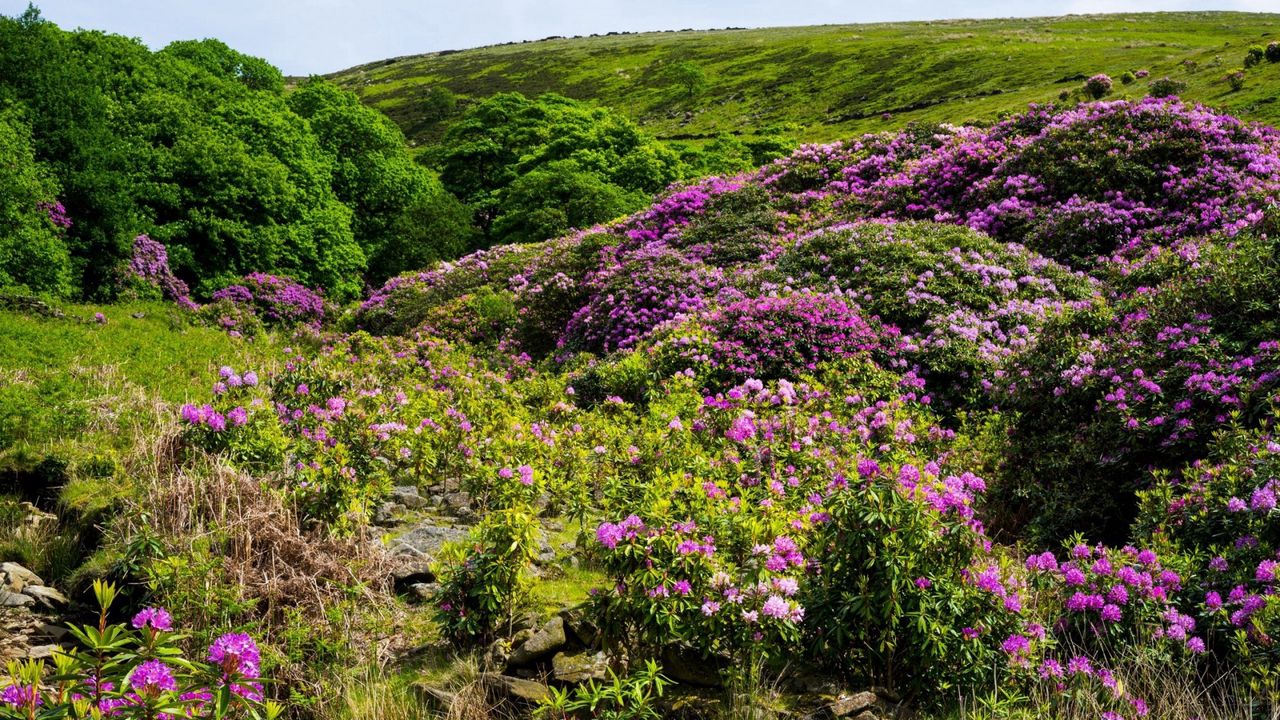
left=478, top=672, right=549, bottom=705
left=21, top=585, right=68, bottom=610
left=1, top=563, right=42, bottom=592
left=390, top=485, right=427, bottom=510
left=551, top=650, right=610, bottom=684
left=407, top=583, right=438, bottom=601
left=483, top=638, right=511, bottom=671
left=0, top=591, right=35, bottom=608
left=808, top=691, right=881, bottom=720
left=508, top=616, right=566, bottom=667
left=511, top=610, right=540, bottom=633
left=24, top=644, right=59, bottom=659
left=409, top=682, right=455, bottom=711
left=390, top=519, right=470, bottom=559
left=391, top=559, right=436, bottom=592
left=373, top=502, right=401, bottom=527
left=660, top=644, right=724, bottom=687
left=559, top=607, right=600, bottom=648
left=440, top=492, right=474, bottom=519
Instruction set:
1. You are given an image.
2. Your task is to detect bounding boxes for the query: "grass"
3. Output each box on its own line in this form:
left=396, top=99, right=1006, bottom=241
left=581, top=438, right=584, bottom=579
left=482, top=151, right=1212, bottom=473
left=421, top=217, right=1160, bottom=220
left=0, top=300, right=277, bottom=475
left=328, top=11, right=1280, bottom=155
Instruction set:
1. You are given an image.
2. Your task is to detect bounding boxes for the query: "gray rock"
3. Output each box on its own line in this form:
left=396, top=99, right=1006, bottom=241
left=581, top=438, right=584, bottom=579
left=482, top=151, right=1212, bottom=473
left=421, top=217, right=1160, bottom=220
left=551, top=650, right=610, bottom=684
left=392, top=559, right=435, bottom=591
left=0, top=591, right=35, bottom=608
left=409, top=682, right=455, bottom=712
left=407, top=583, right=438, bottom=601
left=808, top=691, right=881, bottom=720
left=1, top=563, right=42, bottom=592
left=390, top=520, right=470, bottom=559
left=21, top=585, right=68, bottom=609
left=559, top=607, right=599, bottom=648
left=508, top=616, right=566, bottom=667
left=478, top=673, right=549, bottom=705
left=24, top=644, right=59, bottom=659
left=373, top=502, right=401, bottom=527
left=390, top=485, right=428, bottom=510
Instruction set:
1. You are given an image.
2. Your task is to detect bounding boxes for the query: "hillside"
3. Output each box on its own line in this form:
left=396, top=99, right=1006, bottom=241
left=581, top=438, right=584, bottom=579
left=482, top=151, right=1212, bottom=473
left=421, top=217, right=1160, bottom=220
left=329, top=11, right=1280, bottom=149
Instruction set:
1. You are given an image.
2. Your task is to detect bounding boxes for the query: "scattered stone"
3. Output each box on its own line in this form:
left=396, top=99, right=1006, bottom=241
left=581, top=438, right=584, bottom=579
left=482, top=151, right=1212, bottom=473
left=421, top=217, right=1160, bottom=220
left=389, top=519, right=469, bottom=560
left=391, top=559, right=436, bottom=592
left=407, top=582, right=438, bottom=601
left=21, top=585, right=68, bottom=610
left=373, top=502, right=401, bottom=527
left=409, top=682, right=455, bottom=712
left=483, top=638, right=511, bottom=671
left=807, top=691, right=888, bottom=720
left=510, top=611, right=540, bottom=633
left=390, top=485, right=427, bottom=510
left=1, top=563, right=43, bottom=592
left=508, top=616, right=566, bottom=667
left=478, top=672, right=549, bottom=705
left=0, top=591, right=35, bottom=608
left=551, top=650, right=610, bottom=684
left=24, top=644, right=58, bottom=659
left=559, top=607, right=600, bottom=648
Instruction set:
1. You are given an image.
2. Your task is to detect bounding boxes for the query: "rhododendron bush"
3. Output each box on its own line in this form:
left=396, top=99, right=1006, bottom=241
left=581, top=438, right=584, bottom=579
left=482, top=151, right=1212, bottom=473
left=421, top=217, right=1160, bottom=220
left=163, top=99, right=1280, bottom=712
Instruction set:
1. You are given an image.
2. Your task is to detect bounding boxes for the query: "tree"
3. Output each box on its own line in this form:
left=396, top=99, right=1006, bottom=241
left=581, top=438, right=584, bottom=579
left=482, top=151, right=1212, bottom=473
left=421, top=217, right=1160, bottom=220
left=667, top=61, right=707, bottom=100
left=491, top=159, right=635, bottom=245
left=438, top=92, right=683, bottom=247
left=0, top=110, right=71, bottom=295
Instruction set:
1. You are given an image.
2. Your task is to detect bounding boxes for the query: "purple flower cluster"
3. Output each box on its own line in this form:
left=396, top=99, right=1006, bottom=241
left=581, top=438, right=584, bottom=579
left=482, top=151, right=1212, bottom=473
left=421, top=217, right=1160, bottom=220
left=128, top=235, right=197, bottom=310
left=212, top=272, right=326, bottom=327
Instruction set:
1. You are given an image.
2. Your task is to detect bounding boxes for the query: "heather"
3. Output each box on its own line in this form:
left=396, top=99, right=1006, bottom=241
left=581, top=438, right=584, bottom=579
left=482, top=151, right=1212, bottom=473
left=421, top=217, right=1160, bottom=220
left=13, top=86, right=1280, bottom=720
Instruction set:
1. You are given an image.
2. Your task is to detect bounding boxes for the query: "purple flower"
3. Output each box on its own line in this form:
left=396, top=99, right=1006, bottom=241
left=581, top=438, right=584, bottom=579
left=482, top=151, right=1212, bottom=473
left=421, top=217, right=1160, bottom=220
left=0, top=684, right=39, bottom=708
left=131, top=607, right=173, bottom=631
left=129, top=660, right=177, bottom=695
left=208, top=633, right=260, bottom=678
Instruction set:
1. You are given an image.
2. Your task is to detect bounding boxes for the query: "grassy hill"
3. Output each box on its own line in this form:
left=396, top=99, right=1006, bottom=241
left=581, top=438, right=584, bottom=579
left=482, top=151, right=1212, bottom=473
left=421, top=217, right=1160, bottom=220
left=328, top=12, right=1280, bottom=150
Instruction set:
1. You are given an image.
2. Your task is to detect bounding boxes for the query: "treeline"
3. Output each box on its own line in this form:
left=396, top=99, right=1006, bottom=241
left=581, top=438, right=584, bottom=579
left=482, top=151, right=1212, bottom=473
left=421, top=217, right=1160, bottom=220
left=0, top=6, right=792, bottom=301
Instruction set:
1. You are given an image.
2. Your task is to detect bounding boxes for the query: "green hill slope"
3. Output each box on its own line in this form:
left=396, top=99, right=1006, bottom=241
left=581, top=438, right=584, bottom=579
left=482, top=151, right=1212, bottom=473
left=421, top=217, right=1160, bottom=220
left=328, top=12, right=1280, bottom=149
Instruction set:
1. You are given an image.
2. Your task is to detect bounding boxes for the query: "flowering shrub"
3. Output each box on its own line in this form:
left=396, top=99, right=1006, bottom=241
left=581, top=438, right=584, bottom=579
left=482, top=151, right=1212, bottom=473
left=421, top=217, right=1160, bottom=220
left=1084, top=73, right=1114, bottom=99
left=211, top=273, right=326, bottom=328
left=433, top=508, right=539, bottom=643
left=0, top=581, right=278, bottom=720
left=126, top=235, right=198, bottom=310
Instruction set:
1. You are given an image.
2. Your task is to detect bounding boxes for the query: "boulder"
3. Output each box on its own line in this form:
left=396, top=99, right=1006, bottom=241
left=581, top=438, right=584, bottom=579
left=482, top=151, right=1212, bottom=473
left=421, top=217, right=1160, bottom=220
left=0, top=591, right=35, bottom=608
left=407, top=583, right=438, bottom=602
left=409, top=682, right=455, bottom=712
left=559, top=607, right=600, bottom=648
left=478, top=673, right=549, bottom=705
left=390, top=519, right=470, bottom=560
left=1, top=563, right=42, bottom=592
left=21, top=585, right=68, bottom=610
left=508, top=616, right=566, bottom=667
left=807, top=691, right=891, bottom=720
left=390, top=485, right=428, bottom=510
left=551, top=650, right=610, bottom=684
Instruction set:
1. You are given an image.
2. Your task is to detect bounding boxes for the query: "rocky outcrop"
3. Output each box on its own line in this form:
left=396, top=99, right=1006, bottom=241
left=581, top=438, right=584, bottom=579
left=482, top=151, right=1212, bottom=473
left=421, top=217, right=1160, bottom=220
left=507, top=616, right=566, bottom=667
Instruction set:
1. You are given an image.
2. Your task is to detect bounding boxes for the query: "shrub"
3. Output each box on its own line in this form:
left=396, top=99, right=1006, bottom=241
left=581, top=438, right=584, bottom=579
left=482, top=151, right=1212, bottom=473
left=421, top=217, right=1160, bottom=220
left=1245, top=45, right=1266, bottom=68
left=1268, top=41, right=1280, bottom=64
left=1083, top=73, right=1113, bottom=99
left=0, top=581, right=279, bottom=720
left=1227, top=69, right=1247, bottom=91
left=1147, top=76, right=1187, bottom=98
left=433, top=508, right=539, bottom=643
left=1119, top=71, right=1137, bottom=85
left=210, top=273, right=326, bottom=328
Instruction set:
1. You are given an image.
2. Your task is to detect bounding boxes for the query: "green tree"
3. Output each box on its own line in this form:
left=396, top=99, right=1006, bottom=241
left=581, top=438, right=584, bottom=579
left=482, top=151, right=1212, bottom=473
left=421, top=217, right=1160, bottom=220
left=439, top=92, right=683, bottom=246
left=666, top=60, right=707, bottom=99
left=491, top=159, right=635, bottom=245
left=288, top=79, right=474, bottom=282
left=0, top=109, right=71, bottom=295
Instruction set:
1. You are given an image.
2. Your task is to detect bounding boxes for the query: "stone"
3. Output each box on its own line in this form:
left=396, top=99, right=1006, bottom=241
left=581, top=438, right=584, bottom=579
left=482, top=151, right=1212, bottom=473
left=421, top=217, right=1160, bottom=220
left=24, top=644, right=59, bottom=659
left=407, top=583, right=438, bottom=601
left=409, top=682, right=455, bottom=712
left=478, top=673, right=549, bottom=705
left=373, top=502, right=401, bottom=527
left=21, top=585, right=68, bottom=609
left=391, top=560, right=435, bottom=592
left=508, top=616, right=566, bottom=667
left=660, top=644, right=724, bottom=687
left=1, top=563, right=42, bottom=592
left=559, top=607, right=599, bottom=648
left=483, top=638, right=511, bottom=671
left=809, top=691, right=880, bottom=719
left=390, top=485, right=427, bottom=510
left=551, top=650, right=610, bottom=684
left=0, top=591, right=34, bottom=608
left=389, top=519, right=470, bottom=560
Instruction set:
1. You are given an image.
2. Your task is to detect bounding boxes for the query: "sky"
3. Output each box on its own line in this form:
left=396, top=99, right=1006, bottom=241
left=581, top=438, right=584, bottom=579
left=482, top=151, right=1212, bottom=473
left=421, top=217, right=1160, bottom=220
left=2, top=0, right=1275, bottom=76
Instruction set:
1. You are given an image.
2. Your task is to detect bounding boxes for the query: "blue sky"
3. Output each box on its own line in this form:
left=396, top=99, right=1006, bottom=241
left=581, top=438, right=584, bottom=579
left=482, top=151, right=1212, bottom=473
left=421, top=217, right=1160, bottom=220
left=1, top=0, right=1274, bottom=75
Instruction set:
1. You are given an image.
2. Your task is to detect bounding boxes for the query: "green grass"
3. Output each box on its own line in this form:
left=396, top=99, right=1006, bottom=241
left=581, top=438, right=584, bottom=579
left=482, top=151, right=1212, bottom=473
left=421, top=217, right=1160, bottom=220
left=0, top=300, right=277, bottom=474
left=328, top=11, right=1280, bottom=153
